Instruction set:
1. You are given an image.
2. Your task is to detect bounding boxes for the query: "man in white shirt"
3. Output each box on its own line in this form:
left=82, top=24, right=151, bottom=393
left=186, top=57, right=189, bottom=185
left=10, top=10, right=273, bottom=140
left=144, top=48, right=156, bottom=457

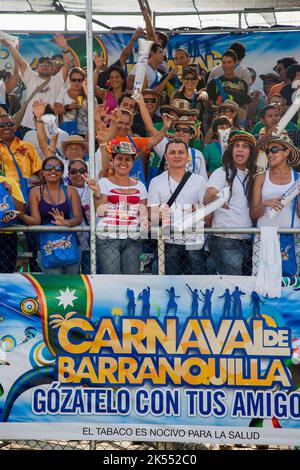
left=148, top=138, right=207, bottom=275
left=127, top=42, right=164, bottom=90
left=204, top=130, right=257, bottom=275
left=207, top=42, right=252, bottom=87
left=0, top=33, right=71, bottom=131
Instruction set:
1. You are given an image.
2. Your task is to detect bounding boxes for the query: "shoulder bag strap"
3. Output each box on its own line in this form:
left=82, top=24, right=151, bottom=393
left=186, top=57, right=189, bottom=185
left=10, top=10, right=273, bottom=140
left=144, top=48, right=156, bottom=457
left=215, top=78, right=228, bottom=102
left=190, top=148, right=196, bottom=173
left=166, top=171, right=192, bottom=208
left=61, top=184, right=73, bottom=218
left=13, top=76, right=52, bottom=127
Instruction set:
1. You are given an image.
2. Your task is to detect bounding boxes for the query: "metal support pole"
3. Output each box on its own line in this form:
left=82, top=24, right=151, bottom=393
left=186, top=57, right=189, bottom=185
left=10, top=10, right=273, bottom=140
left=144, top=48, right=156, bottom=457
left=85, top=0, right=97, bottom=275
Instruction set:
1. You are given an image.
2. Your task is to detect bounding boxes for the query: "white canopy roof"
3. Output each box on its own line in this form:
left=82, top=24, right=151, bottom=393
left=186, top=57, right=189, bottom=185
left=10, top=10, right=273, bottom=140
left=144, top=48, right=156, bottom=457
left=0, top=1, right=299, bottom=14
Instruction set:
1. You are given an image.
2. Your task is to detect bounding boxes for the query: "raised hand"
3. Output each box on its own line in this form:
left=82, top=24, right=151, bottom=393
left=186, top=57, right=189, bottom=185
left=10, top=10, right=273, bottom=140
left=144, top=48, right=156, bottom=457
left=132, top=27, right=146, bottom=41
left=197, top=90, right=208, bottom=102
left=49, top=208, right=67, bottom=225
left=53, top=33, right=68, bottom=50
left=32, top=99, right=46, bottom=118
left=162, top=113, right=173, bottom=130
left=96, top=121, right=110, bottom=144
left=93, top=51, right=105, bottom=70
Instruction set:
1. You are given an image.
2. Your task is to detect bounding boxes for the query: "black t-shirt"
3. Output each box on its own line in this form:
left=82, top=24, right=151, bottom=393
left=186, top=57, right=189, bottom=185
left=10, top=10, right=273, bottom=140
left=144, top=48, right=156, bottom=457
left=132, top=112, right=162, bottom=137
left=207, top=75, right=251, bottom=107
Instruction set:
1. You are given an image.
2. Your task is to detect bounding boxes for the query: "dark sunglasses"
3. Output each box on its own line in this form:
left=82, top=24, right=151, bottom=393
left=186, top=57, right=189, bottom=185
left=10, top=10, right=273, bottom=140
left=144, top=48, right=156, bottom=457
left=39, top=61, right=53, bottom=66
left=183, top=76, right=197, bottom=81
left=69, top=168, right=87, bottom=175
left=265, top=146, right=286, bottom=156
left=174, top=126, right=193, bottom=134
left=144, top=98, right=158, bottom=104
left=43, top=164, right=64, bottom=172
left=218, top=107, right=234, bottom=113
left=70, top=78, right=84, bottom=83
left=0, top=121, right=14, bottom=128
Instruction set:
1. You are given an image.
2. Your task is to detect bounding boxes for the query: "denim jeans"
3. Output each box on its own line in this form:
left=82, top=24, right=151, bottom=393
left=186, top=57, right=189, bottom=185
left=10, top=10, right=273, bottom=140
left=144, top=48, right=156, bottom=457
left=209, top=235, right=252, bottom=275
left=96, top=238, right=141, bottom=274
left=165, top=243, right=207, bottom=275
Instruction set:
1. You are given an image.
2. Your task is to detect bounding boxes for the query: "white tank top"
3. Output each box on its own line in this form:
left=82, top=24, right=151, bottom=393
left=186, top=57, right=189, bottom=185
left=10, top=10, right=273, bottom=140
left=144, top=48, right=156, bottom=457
left=258, top=169, right=300, bottom=228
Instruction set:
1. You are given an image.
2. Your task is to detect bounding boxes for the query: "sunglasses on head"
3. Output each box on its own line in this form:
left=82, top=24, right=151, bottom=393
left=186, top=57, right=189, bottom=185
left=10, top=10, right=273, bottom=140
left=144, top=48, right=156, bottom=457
left=0, top=121, right=14, bottom=128
left=70, top=77, right=84, bottom=83
left=69, top=167, right=87, bottom=175
left=265, top=146, right=286, bottom=156
left=144, top=98, right=158, bottom=104
left=43, top=164, right=64, bottom=172
left=174, top=126, right=192, bottom=134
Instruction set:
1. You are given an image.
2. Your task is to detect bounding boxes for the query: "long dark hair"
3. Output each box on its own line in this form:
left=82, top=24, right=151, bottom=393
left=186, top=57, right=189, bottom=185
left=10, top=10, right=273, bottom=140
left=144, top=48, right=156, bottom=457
left=222, top=144, right=258, bottom=204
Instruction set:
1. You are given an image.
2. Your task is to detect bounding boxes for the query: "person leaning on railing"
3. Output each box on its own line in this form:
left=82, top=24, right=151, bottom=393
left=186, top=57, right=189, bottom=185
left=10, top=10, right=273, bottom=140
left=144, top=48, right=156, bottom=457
left=86, top=141, right=148, bottom=275
left=18, top=156, right=82, bottom=274
left=251, top=134, right=300, bottom=275
left=204, top=130, right=257, bottom=276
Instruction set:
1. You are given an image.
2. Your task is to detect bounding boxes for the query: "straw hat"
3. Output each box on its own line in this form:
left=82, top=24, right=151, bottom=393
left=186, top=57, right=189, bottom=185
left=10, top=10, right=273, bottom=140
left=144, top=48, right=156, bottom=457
left=171, top=115, right=198, bottom=139
left=161, top=98, right=199, bottom=116
left=212, top=99, right=246, bottom=122
left=256, top=133, right=300, bottom=167
left=61, top=135, right=88, bottom=153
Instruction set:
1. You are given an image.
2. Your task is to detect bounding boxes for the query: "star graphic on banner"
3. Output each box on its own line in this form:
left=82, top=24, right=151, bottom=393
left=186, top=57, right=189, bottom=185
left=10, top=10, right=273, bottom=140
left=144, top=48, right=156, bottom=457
left=55, top=287, right=78, bottom=310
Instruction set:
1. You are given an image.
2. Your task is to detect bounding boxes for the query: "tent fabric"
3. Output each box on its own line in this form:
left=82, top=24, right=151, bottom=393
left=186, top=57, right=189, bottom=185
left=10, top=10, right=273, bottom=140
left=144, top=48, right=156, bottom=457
left=1, top=1, right=300, bottom=14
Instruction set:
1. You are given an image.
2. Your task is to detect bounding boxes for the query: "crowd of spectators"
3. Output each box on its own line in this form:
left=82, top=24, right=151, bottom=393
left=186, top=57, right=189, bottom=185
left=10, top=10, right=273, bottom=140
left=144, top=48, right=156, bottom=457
left=1, top=12, right=300, bottom=276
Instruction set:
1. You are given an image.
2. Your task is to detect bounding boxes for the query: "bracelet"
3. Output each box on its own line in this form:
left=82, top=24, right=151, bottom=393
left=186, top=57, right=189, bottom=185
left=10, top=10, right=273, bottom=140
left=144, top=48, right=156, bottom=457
left=63, top=49, right=70, bottom=53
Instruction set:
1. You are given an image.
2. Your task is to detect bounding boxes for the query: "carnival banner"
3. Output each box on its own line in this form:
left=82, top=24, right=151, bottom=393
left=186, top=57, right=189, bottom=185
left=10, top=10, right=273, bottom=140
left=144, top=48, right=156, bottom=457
left=1, top=30, right=300, bottom=99
left=0, top=274, right=300, bottom=445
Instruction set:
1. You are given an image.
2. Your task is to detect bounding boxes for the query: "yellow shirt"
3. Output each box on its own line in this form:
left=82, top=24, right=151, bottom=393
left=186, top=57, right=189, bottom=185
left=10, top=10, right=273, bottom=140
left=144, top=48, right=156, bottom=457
left=0, top=137, right=42, bottom=182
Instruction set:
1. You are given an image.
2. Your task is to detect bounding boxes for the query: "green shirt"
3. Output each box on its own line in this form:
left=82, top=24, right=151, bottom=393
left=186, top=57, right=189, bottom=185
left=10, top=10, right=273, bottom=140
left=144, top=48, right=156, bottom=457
left=203, top=141, right=222, bottom=175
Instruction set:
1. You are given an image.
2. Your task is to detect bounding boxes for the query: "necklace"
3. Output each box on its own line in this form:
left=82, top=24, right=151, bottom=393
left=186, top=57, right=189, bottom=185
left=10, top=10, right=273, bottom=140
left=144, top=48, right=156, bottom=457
left=45, top=185, right=61, bottom=208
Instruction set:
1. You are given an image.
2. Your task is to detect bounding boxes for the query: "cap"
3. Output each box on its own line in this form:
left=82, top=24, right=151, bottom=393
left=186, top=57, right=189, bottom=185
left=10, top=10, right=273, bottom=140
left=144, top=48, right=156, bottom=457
left=111, top=141, right=136, bottom=155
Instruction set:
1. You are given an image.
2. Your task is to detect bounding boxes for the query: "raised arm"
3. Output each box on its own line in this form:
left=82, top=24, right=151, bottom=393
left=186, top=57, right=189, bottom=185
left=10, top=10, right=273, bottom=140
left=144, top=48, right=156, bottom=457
left=32, top=99, right=52, bottom=159
left=147, top=113, right=172, bottom=149
left=119, top=27, right=145, bottom=66
left=5, top=62, right=20, bottom=94
left=53, top=33, right=71, bottom=82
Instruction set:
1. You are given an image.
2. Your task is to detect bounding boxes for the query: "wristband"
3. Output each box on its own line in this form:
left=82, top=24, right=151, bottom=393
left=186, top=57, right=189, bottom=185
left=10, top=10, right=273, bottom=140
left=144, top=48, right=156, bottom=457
left=63, top=49, right=70, bottom=53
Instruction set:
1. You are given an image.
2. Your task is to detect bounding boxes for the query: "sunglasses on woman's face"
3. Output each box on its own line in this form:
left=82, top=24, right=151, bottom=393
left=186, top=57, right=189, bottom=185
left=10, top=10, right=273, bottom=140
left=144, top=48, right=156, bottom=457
left=69, top=168, right=87, bottom=175
left=174, top=127, right=192, bottom=134
left=265, top=146, right=286, bottom=156
left=218, top=108, right=234, bottom=113
left=144, top=98, right=158, bottom=104
left=183, top=76, right=197, bottom=81
left=0, top=121, right=14, bottom=128
left=70, top=78, right=84, bottom=83
left=44, top=164, right=64, bottom=172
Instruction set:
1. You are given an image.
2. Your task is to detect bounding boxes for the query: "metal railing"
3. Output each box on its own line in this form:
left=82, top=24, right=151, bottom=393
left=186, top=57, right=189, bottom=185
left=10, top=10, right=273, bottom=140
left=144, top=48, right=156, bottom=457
left=1, top=225, right=300, bottom=276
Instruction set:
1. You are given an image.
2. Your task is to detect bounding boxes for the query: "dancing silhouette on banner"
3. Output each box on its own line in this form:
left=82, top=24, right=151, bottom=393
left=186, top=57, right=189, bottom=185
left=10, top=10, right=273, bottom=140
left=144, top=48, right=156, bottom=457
left=126, top=288, right=136, bottom=317
left=231, top=286, right=246, bottom=318
left=166, top=287, right=180, bottom=316
left=250, top=291, right=265, bottom=318
left=138, top=286, right=151, bottom=317
left=218, top=288, right=233, bottom=318
left=186, top=284, right=201, bottom=317
left=200, top=288, right=214, bottom=317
